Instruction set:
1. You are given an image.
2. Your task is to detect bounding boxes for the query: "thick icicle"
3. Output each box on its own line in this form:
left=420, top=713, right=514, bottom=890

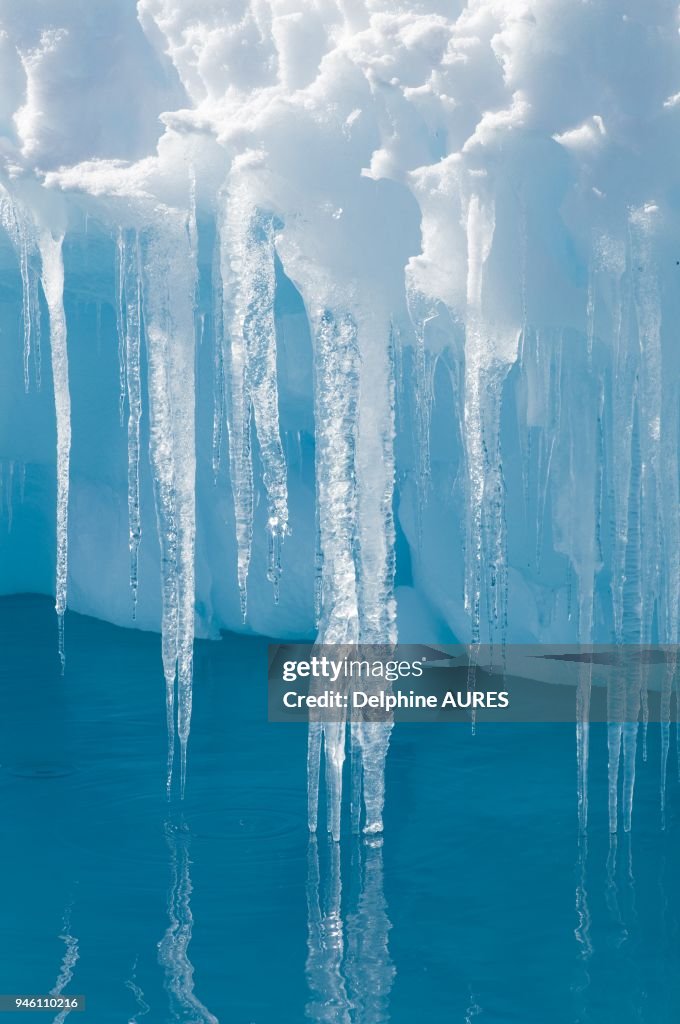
left=308, top=305, right=397, bottom=840
left=352, top=310, right=398, bottom=836
left=221, top=189, right=288, bottom=607
left=141, top=211, right=196, bottom=796
left=630, top=206, right=662, bottom=646
left=218, top=205, right=253, bottom=619
left=308, top=311, right=360, bottom=841
left=354, top=314, right=397, bottom=643
left=39, top=232, right=71, bottom=670
left=313, top=312, right=360, bottom=644
left=462, top=194, right=510, bottom=647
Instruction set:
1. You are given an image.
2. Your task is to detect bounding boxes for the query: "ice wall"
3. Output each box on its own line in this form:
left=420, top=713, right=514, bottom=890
left=1, top=0, right=679, bottom=821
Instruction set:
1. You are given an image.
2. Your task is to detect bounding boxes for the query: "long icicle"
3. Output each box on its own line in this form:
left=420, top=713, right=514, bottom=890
left=222, top=191, right=288, bottom=604
left=121, top=230, right=143, bottom=616
left=218, top=199, right=253, bottom=620
left=353, top=312, right=398, bottom=835
left=0, top=190, right=41, bottom=392
left=141, top=211, right=196, bottom=797
left=309, top=311, right=360, bottom=841
left=39, top=232, right=71, bottom=671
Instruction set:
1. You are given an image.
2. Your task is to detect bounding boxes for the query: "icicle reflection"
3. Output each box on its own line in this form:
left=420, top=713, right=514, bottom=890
left=306, top=835, right=394, bottom=1024
left=50, top=904, right=79, bottom=1024
left=158, top=820, right=219, bottom=1024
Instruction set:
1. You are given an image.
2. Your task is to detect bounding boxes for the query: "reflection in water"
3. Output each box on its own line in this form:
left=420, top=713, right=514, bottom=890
left=306, top=835, right=395, bottom=1023
left=604, top=837, right=627, bottom=950
left=572, top=836, right=592, bottom=1023
left=574, top=837, right=592, bottom=962
left=125, top=957, right=150, bottom=1024
left=572, top=799, right=663, bottom=1020
left=345, top=838, right=395, bottom=1023
left=306, top=838, right=350, bottom=1023
left=50, top=903, right=79, bottom=1024
left=463, top=993, right=482, bottom=1023
left=158, top=820, right=219, bottom=1024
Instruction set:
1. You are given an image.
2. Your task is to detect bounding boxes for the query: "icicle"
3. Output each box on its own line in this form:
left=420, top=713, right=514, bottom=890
left=120, top=230, right=143, bottom=616
left=39, top=232, right=71, bottom=672
left=352, top=313, right=398, bottom=835
left=115, top=228, right=127, bottom=426
left=222, top=194, right=288, bottom=603
left=621, top=720, right=639, bottom=833
left=575, top=662, right=592, bottom=833
left=629, top=206, right=662, bottom=645
left=18, top=226, right=32, bottom=392
left=323, top=721, right=347, bottom=843
left=354, top=312, right=397, bottom=644
left=308, top=312, right=359, bottom=840
left=462, top=195, right=510, bottom=647
left=350, top=724, right=363, bottom=835
left=607, top=720, right=623, bottom=834
left=0, top=189, right=41, bottom=391
left=306, top=303, right=396, bottom=839
left=607, top=655, right=642, bottom=833
left=585, top=261, right=595, bottom=359
left=660, top=654, right=674, bottom=830
left=313, top=312, right=360, bottom=643
left=406, top=288, right=437, bottom=517
left=307, top=722, right=323, bottom=835
left=141, top=211, right=196, bottom=797
left=211, top=237, right=225, bottom=481
left=218, top=204, right=253, bottom=620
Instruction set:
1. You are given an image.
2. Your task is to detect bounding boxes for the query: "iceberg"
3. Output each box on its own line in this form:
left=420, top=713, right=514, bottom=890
left=0, top=0, right=678, bottom=830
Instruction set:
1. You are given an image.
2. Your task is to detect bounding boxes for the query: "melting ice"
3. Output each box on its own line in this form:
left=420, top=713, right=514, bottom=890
left=0, top=1, right=679, bottom=832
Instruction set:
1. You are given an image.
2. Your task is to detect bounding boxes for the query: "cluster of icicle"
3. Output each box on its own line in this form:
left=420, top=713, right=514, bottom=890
left=2, top=177, right=679, bottom=839
left=0, top=176, right=293, bottom=801
left=1, top=157, right=398, bottom=829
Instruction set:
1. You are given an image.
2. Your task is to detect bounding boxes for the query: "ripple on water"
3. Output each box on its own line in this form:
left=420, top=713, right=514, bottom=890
left=51, top=783, right=307, bottom=877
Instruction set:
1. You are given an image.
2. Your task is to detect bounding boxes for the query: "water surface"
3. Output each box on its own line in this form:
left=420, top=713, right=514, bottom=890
left=0, top=596, right=678, bottom=1022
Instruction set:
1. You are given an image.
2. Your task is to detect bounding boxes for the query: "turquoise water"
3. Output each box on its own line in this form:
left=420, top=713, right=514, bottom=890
left=1, top=595, right=679, bottom=1023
